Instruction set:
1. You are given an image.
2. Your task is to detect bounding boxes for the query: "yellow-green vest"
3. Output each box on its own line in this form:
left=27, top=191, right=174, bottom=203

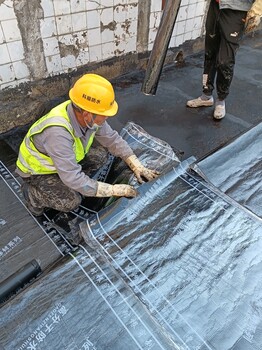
left=16, top=100, right=96, bottom=175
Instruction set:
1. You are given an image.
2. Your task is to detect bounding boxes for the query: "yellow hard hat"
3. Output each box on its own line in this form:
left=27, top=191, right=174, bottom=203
left=69, top=74, right=118, bottom=116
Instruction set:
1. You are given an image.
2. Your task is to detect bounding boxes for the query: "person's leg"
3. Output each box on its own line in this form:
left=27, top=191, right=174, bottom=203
left=187, top=0, right=220, bottom=108
left=22, top=174, right=82, bottom=215
left=202, top=0, right=221, bottom=96
left=214, top=8, right=246, bottom=119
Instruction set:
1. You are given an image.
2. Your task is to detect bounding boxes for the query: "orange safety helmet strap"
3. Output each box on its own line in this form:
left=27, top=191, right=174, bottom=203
left=69, top=74, right=118, bottom=116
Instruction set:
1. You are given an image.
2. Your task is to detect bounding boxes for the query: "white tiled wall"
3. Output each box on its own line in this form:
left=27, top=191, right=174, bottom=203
left=0, top=0, right=208, bottom=89
left=149, top=0, right=207, bottom=50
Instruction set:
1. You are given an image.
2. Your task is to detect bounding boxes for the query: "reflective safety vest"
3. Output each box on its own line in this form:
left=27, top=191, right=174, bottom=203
left=16, top=100, right=96, bottom=175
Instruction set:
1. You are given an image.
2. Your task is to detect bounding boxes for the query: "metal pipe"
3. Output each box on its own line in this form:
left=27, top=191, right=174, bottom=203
left=141, top=0, right=181, bottom=95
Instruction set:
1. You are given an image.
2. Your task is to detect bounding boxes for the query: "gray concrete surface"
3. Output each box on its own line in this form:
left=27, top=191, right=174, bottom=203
left=109, top=30, right=262, bottom=161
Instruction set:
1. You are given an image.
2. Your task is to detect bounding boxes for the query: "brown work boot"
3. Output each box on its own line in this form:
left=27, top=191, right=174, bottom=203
left=21, top=182, right=44, bottom=216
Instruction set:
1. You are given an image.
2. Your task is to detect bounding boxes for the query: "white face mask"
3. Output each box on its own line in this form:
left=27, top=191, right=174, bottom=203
left=84, top=116, right=99, bottom=130
left=92, top=123, right=100, bottom=129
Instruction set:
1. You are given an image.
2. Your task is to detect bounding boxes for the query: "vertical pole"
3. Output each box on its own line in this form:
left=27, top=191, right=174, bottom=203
left=141, top=0, right=181, bottom=95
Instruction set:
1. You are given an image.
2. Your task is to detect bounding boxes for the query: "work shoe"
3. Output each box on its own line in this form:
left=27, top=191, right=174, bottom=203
left=213, top=100, right=226, bottom=120
left=21, top=182, right=44, bottom=216
left=187, top=95, right=214, bottom=108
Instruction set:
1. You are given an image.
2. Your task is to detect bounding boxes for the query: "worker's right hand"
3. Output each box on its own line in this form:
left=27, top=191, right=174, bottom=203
left=245, top=12, right=261, bottom=32
left=96, top=181, right=137, bottom=198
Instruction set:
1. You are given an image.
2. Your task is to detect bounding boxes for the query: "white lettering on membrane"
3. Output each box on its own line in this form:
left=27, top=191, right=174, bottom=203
left=0, top=235, right=22, bottom=260
left=17, top=303, right=68, bottom=350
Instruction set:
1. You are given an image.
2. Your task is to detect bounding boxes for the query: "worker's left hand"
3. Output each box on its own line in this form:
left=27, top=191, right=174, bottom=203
left=125, top=155, right=160, bottom=183
left=245, top=11, right=261, bottom=32
left=245, top=0, right=262, bottom=33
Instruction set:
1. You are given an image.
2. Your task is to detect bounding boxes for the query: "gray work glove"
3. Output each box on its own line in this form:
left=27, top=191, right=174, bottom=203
left=245, top=0, right=262, bottom=33
left=125, top=155, right=160, bottom=183
left=96, top=181, right=137, bottom=198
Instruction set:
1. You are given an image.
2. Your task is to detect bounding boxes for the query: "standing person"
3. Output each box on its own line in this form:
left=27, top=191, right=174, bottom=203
left=16, top=74, right=159, bottom=216
left=187, top=0, right=262, bottom=119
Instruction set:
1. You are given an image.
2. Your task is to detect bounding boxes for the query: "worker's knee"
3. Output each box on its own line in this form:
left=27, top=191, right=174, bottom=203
left=54, top=192, right=82, bottom=212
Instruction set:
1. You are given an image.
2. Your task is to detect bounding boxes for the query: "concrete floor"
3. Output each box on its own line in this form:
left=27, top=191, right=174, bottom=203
left=109, top=30, right=262, bottom=162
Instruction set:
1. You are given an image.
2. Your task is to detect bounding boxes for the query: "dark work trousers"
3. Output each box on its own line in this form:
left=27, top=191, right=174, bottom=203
left=203, top=0, right=247, bottom=100
left=22, top=143, right=108, bottom=212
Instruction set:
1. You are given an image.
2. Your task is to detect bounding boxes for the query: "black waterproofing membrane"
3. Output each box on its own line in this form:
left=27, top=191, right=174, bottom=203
left=1, top=122, right=262, bottom=350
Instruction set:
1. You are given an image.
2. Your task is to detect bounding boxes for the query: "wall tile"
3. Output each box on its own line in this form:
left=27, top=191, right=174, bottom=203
left=151, top=0, right=162, bottom=12
left=125, top=35, right=136, bottom=52
left=0, top=43, right=11, bottom=64
left=13, top=61, right=30, bottom=79
left=87, top=28, right=101, bottom=46
left=195, top=2, right=206, bottom=17
left=114, top=22, right=125, bottom=40
left=41, top=0, right=55, bottom=17
left=1, top=77, right=29, bottom=89
left=43, top=37, right=60, bottom=56
left=102, top=41, right=114, bottom=60
left=148, top=29, right=157, bottom=46
left=177, top=6, right=187, bottom=22
left=114, top=39, right=126, bottom=56
left=0, top=63, right=15, bottom=83
left=7, top=40, right=24, bottom=61
left=87, top=10, right=100, bottom=29
left=101, top=28, right=114, bottom=44
left=46, top=54, right=63, bottom=74
left=53, top=1, right=71, bottom=15
left=114, top=5, right=127, bottom=23
left=181, top=0, right=189, bottom=6
left=61, top=55, right=76, bottom=71
left=174, top=34, right=184, bottom=47
left=187, top=3, right=197, bottom=19
left=86, top=0, right=101, bottom=11
left=72, top=12, right=87, bottom=32
left=0, top=0, right=16, bottom=21
left=149, top=12, right=161, bottom=30
left=70, top=0, right=86, bottom=12
left=169, top=36, right=176, bottom=48
left=76, top=49, right=89, bottom=65
left=40, top=17, right=57, bottom=38
left=126, top=20, right=137, bottom=37
left=100, top=0, right=113, bottom=7
left=184, top=31, right=193, bottom=41
left=58, top=33, right=74, bottom=46
left=89, top=44, right=102, bottom=62
left=1, top=19, right=21, bottom=42
left=176, top=21, right=186, bottom=36
left=100, top=7, right=114, bottom=24
left=127, top=4, right=138, bottom=21
left=185, top=18, right=194, bottom=33
left=192, top=28, right=202, bottom=39
left=56, top=14, right=73, bottom=35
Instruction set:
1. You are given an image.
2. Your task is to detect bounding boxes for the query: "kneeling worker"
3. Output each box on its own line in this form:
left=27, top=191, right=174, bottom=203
left=16, top=74, right=159, bottom=216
